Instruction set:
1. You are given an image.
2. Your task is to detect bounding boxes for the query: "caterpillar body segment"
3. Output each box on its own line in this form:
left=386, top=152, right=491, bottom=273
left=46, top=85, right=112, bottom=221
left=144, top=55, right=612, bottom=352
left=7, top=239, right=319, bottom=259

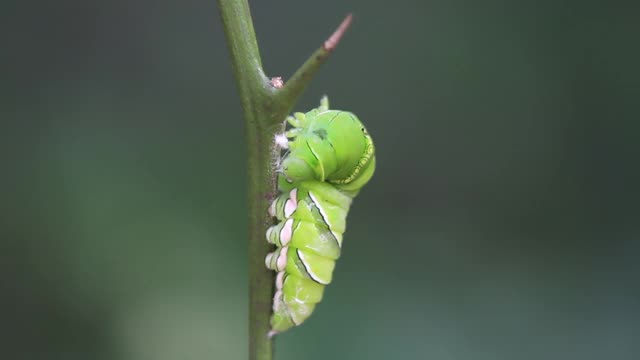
left=266, top=97, right=376, bottom=335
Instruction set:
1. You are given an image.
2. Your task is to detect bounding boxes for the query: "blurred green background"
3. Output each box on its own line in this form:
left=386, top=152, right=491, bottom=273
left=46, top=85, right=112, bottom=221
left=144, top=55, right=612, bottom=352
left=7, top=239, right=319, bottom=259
left=4, top=0, right=639, bottom=359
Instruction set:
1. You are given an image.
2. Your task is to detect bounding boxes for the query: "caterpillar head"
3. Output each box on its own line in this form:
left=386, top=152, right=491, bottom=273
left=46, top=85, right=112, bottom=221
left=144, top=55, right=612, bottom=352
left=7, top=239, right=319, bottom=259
left=280, top=98, right=375, bottom=189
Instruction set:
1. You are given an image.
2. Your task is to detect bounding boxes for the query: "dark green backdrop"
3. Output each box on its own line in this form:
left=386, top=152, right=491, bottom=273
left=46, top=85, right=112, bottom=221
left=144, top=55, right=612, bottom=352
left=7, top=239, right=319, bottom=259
left=4, top=0, right=639, bottom=359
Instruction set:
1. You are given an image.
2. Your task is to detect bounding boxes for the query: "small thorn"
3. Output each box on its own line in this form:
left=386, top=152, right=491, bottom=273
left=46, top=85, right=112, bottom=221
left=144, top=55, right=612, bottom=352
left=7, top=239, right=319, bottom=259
left=324, top=14, right=353, bottom=51
left=270, top=77, right=284, bottom=88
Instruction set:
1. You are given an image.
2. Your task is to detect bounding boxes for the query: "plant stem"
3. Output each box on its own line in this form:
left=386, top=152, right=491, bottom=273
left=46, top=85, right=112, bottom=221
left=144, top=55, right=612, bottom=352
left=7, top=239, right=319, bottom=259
left=217, top=3, right=276, bottom=360
left=215, top=2, right=353, bottom=359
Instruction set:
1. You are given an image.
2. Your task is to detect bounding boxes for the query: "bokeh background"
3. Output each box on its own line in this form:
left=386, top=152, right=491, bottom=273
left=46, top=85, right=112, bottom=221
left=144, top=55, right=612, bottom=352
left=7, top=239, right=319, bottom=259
left=4, top=0, right=639, bottom=359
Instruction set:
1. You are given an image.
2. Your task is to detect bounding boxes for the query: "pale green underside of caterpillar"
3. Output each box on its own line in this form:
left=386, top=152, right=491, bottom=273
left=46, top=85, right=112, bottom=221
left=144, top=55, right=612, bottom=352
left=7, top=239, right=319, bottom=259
left=265, top=97, right=376, bottom=336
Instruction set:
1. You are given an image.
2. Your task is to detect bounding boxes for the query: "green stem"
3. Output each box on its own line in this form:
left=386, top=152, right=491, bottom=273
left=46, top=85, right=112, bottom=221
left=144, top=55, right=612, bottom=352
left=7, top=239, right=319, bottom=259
left=217, top=2, right=274, bottom=359
left=216, top=2, right=353, bottom=359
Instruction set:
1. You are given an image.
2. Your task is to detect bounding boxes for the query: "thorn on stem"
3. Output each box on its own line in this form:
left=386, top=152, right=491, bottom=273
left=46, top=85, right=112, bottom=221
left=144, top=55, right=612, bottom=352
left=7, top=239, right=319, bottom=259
left=270, top=77, right=284, bottom=88
left=324, top=14, right=353, bottom=52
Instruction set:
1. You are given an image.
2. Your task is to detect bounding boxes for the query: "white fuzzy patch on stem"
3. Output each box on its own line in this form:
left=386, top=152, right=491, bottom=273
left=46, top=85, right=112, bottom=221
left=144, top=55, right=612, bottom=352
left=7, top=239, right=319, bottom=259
left=270, top=77, right=284, bottom=88
left=275, top=133, right=289, bottom=149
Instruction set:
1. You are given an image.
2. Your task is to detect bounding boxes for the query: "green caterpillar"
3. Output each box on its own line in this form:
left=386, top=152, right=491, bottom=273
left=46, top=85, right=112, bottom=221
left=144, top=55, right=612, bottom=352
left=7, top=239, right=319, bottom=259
left=265, top=97, right=376, bottom=336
